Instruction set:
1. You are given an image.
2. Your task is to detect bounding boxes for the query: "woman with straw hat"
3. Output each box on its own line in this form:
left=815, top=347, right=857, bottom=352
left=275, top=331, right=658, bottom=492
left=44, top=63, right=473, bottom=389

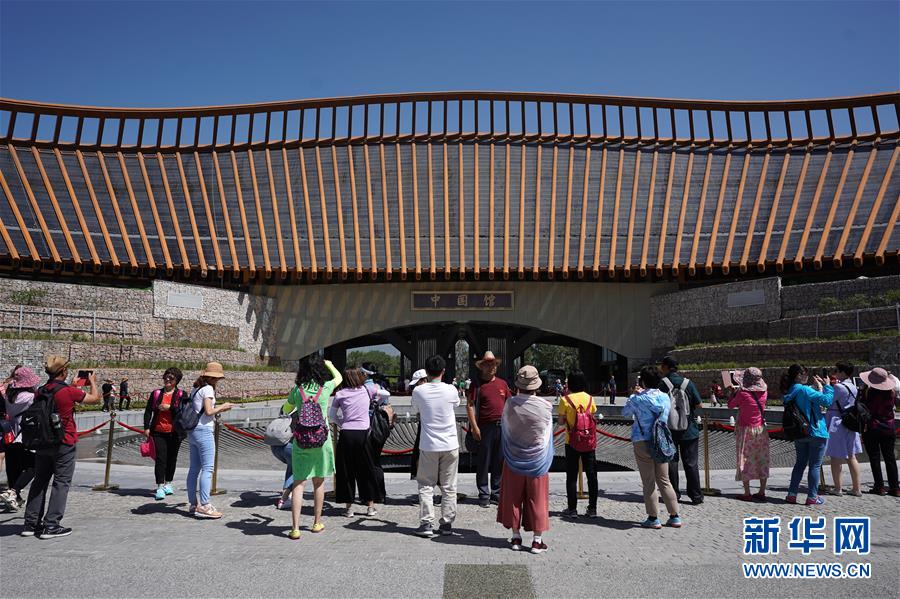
left=859, top=367, right=899, bottom=496
left=726, top=367, right=770, bottom=502
left=186, top=362, right=234, bottom=519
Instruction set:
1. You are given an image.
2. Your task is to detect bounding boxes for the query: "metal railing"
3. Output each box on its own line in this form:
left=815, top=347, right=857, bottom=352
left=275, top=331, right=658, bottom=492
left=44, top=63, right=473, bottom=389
left=0, top=305, right=141, bottom=341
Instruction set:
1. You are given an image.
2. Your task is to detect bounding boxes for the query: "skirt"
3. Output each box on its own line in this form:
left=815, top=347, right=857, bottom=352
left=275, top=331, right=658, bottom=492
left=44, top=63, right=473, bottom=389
left=735, top=425, right=770, bottom=482
left=291, top=433, right=335, bottom=482
left=825, top=413, right=862, bottom=459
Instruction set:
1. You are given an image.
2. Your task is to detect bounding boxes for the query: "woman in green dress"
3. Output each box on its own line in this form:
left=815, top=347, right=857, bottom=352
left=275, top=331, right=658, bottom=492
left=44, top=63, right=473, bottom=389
left=285, top=354, right=343, bottom=539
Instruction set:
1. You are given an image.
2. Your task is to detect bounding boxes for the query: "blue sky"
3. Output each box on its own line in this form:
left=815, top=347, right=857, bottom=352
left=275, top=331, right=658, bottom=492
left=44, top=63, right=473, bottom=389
left=1, top=1, right=898, bottom=107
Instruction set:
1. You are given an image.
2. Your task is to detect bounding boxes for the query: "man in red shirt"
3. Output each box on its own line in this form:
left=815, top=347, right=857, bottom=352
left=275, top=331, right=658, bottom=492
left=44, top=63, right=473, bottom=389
left=23, top=356, right=101, bottom=539
left=466, top=351, right=512, bottom=507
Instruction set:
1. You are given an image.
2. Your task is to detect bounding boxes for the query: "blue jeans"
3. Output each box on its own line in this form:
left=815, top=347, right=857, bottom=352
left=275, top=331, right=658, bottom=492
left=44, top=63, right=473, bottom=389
left=789, top=437, right=827, bottom=498
left=187, top=426, right=215, bottom=506
left=270, top=443, right=294, bottom=489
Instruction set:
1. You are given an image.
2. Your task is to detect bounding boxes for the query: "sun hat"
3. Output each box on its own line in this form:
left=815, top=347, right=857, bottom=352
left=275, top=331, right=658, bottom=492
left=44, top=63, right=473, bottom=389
left=10, top=366, right=40, bottom=389
left=741, top=367, right=767, bottom=393
left=408, top=369, right=428, bottom=386
left=859, top=367, right=898, bottom=391
left=476, top=350, right=501, bottom=368
left=44, top=355, right=70, bottom=377
left=515, top=365, right=542, bottom=392
left=201, top=362, right=225, bottom=379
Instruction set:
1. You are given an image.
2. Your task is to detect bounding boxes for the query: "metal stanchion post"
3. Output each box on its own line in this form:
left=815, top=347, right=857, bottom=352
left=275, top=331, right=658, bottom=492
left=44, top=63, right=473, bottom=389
left=92, top=412, right=119, bottom=491
left=818, top=465, right=832, bottom=494
left=701, top=415, right=721, bottom=496
left=325, top=424, right=338, bottom=500
left=210, top=415, right=226, bottom=496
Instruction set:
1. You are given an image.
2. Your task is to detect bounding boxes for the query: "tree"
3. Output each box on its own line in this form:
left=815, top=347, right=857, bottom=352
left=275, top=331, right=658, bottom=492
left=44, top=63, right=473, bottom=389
left=523, top=344, right=579, bottom=373
left=346, top=350, right=400, bottom=376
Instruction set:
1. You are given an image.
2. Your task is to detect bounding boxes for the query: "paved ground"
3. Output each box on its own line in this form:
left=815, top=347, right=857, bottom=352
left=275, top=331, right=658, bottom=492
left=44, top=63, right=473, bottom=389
left=1, top=463, right=897, bottom=598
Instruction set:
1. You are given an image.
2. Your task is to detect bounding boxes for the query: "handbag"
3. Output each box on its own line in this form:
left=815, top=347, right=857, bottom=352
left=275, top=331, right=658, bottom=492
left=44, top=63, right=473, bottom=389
left=264, top=414, right=294, bottom=446
left=0, top=418, right=15, bottom=451
left=139, top=436, right=156, bottom=459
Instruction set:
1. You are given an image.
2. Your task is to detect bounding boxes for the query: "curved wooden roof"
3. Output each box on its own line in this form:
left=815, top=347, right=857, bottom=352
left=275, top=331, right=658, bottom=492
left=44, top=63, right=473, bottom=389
left=0, top=91, right=897, bottom=282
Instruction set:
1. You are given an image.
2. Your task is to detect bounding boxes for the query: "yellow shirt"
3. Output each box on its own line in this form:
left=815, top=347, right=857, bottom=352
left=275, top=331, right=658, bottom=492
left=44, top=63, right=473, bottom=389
left=557, top=391, right=596, bottom=444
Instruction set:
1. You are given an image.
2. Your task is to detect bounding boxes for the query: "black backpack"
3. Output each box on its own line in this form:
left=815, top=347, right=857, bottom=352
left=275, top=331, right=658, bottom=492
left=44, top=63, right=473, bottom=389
left=781, top=398, right=812, bottom=441
left=366, top=386, right=392, bottom=450
left=838, top=384, right=871, bottom=433
left=21, top=381, right=66, bottom=451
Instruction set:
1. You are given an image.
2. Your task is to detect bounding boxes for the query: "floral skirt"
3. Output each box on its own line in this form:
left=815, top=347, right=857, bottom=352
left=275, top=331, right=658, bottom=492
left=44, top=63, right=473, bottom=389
left=735, top=425, right=770, bottom=482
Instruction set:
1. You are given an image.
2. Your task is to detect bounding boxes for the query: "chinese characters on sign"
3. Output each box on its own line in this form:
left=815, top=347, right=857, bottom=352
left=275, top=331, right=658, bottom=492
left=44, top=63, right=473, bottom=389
left=411, top=291, right=514, bottom=311
left=743, top=516, right=870, bottom=556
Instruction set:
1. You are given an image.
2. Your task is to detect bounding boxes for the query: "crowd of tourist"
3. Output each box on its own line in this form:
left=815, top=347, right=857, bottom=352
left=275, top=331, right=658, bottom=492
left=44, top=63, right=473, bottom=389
left=0, top=352, right=897, bottom=549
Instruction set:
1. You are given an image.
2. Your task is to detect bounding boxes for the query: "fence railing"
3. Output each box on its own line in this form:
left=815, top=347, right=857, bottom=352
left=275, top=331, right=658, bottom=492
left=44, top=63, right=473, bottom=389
left=0, top=305, right=142, bottom=341
left=782, top=304, right=900, bottom=339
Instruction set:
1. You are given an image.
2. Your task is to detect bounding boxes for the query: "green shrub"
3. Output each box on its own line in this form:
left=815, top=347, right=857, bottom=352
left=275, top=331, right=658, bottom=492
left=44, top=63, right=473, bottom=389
left=878, top=289, right=900, bottom=306
left=844, top=294, right=873, bottom=310
left=818, top=297, right=842, bottom=313
left=7, top=289, right=48, bottom=306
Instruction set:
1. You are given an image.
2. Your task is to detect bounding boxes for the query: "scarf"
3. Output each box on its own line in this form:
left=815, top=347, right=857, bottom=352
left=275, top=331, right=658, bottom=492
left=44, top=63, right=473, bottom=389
left=500, top=393, right=554, bottom=478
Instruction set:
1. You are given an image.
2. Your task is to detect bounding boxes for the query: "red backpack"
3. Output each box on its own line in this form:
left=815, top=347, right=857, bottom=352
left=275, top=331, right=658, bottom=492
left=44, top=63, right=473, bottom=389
left=565, top=395, right=597, bottom=452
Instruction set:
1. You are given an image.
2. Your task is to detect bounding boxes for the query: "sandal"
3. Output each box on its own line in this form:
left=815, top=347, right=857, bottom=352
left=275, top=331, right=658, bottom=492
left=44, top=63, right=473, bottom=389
left=735, top=493, right=753, bottom=502
left=288, top=529, right=300, bottom=540
left=311, top=522, right=325, bottom=533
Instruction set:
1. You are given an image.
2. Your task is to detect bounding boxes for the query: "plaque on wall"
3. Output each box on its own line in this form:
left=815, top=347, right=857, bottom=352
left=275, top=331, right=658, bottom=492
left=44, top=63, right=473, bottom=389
left=411, top=291, right=514, bottom=311
left=167, top=291, right=204, bottom=310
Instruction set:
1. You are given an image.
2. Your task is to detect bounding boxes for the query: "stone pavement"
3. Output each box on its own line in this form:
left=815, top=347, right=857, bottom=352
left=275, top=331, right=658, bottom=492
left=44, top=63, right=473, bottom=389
left=1, top=463, right=898, bottom=599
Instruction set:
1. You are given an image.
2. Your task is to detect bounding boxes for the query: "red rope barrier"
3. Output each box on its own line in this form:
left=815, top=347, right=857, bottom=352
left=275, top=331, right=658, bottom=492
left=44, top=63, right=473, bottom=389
left=381, top=447, right=414, bottom=455
left=222, top=422, right=265, bottom=441
left=116, top=420, right=146, bottom=435
left=595, top=427, right=632, bottom=442
left=553, top=427, right=565, bottom=437
left=76, top=420, right=110, bottom=437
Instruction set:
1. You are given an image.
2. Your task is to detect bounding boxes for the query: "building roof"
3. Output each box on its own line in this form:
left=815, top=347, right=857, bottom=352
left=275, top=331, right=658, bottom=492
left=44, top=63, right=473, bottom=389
left=0, top=91, right=897, bottom=283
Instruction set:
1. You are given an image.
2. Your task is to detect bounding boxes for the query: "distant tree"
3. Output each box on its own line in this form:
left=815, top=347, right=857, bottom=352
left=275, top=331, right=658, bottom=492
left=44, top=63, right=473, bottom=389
left=346, top=350, right=400, bottom=376
left=523, top=344, right=579, bottom=373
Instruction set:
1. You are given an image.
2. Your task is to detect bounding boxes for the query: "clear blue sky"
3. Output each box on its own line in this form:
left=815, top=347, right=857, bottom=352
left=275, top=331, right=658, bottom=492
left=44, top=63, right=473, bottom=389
left=1, top=1, right=897, bottom=107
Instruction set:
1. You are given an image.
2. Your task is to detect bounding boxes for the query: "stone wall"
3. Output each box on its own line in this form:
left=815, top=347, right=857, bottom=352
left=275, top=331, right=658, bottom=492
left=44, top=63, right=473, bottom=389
left=71, top=369, right=295, bottom=401
left=0, top=337, right=259, bottom=377
left=153, top=280, right=276, bottom=357
left=767, top=306, right=900, bottom=339
left=0, top=277, right=152, bottom=313
left=781, top=275, right=900, bottom=318
left=650, top=277, right=782, bottom=354
left=669, top=336, right=898, bottom=368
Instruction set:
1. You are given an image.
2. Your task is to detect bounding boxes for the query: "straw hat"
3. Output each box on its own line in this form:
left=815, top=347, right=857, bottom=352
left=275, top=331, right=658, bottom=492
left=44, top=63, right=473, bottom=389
left=409, top=369, right=428, bottom=386
left=476, top=350, right=501, bottom=368
left=10, top=366, right=40, bottom=389
left=741, top=367, right=767, bottom=393
left=859, top=367, right=898, bottom=391
left=201, top=362, right=225, bottom=379
left=515, top=365, right=542, bottom=391
left=44, top=355, right=70, bottom=377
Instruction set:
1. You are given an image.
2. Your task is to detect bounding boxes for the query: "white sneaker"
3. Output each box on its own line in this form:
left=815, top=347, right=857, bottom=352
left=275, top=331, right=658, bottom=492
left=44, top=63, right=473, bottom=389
left=343, top=507, right=354, bottom=517
left=0, top=490, right=18, bottom=510
left=366, top=507, right=378, bottom=517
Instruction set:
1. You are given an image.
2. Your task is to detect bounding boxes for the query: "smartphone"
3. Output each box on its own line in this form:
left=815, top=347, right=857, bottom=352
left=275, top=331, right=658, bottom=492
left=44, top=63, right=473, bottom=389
left=73, top=369, right=93, bottom=387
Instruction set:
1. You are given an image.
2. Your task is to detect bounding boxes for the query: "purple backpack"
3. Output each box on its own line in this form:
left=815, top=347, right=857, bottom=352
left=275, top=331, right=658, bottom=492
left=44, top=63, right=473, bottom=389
left=291, top=386, right=327, bottom=449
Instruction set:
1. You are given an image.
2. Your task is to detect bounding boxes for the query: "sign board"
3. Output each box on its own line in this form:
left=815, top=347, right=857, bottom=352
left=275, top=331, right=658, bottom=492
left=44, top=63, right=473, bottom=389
left=167, top=291, right=203, bottom=310
left=726, top=289, right=766, bottom=308
left=411, top=291, right=514, bottom=311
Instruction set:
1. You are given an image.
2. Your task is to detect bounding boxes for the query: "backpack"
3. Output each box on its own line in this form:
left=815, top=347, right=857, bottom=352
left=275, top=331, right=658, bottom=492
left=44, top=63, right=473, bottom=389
left=781, top=396, right=812, bottom=440
left=564, top=395, right=597, bottom=452
left=637, top=407, right=676, bottom=463
left=663, top=378, right=692, bottom=432
left=836, top=383, right=870, bottom=434
left=367, top=386, right=392, bottom=450
left=291, top=387, right=328, bottom=449
left=20, top=381, right=65, bottom=452
left=176, top=388, right=205, bottom=432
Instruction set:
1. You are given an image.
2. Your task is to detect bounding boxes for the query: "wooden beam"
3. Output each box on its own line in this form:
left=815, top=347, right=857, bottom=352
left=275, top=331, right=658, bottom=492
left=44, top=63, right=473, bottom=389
left=703, top=149, right=733, bottom=274
left=427, top=143, right=436, bottom=278
left=136, top=152, right=174, bottom=274
left=246, top=150, right=272, bottom=277
left=395, top=142, right=407, bottom=278
left=739, top=149, right=771, bottom=273
left=297, top=146, right=317, bottom=278
left=314, top=146, right=333, bottom=278
left=347, top=145, right=362, bottom=279
left=793, top=148, right=832, bottom=270
left=411, top=141, right=422, bottom=278
left=212, top=151, right=241, bottom=275
left=814, top=147, right=854, bottom=269
left=105, top=151, right=146, bottom=270
left=756, top=150, right=792, bottom=272
left=688, top=149, right=715, bottom=276
left=592, top=144, right=608, bottom=276
left=671, top=146, right=695, bottom=276
left=74, top=151, right=121, bottom=271
left=518, top=143, right=526, bottom=278
left=473, top=142, right=480, bottom=278
left=155, top=153, right=191, bottom=275
left=639, top=146, right=658, bottom=277
left=722, top=149, right=752, bottom=274
left=332, top=145, right=348, bottom=278
left=775, top=148, right=811, bottom=271
left=875, top=192, right=900, bottom=265
left=458, top=142, right=465, bottom=279
left=175, top=152, right=208, bottom=276
left=193, top=151, right=224, bottom=276
left=576, top=144, right=591, bottom=278
left=561, top=144, right=574, bottom=278
left=52, top=148, right=101, bottom=269
left=9, top=145, right=62, bottom=267
left=442, top=142, right=451, bottom=279
left=363, top=144, right=377, bottom=279
left=264, top=148, right=287, bottom=278
left=32, top=147, right=82, bottom=266
left=608, top=145, right=624, bottom=277
left=655, top=149, right=676, bottom=276
left=377, top=143, right=391, bottom=279
left=854, top=145, right=898, bottom=266
left=503, top=143, right=511, bottom=278
left=228, top=150, right=256, bottom=274
left=833, top=145, right=878, bottom=267
left=0, top=165, right=40, bottom=265
left=623, top=145, right=641, bottom=277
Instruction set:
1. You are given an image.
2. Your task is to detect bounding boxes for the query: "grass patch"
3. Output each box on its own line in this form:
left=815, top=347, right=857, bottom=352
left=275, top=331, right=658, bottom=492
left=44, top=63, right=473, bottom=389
left=71, top=359, right=282, bottom=372
left=679, top=359, right=868, bottom=371
left=675, top=329, right=898, bottom=351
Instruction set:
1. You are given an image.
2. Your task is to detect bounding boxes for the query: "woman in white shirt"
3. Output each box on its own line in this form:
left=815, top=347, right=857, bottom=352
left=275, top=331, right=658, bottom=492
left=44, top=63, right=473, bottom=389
left=186, top=362, right=233, bottom=519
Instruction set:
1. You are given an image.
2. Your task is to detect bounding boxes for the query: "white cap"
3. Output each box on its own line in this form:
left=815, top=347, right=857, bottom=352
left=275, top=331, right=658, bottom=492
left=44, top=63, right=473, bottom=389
left=409, top=369, right=428, bottom=386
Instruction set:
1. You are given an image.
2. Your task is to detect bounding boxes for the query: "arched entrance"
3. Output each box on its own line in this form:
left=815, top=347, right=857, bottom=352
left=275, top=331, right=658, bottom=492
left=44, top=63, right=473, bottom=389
left=323, top=321, right=627, bottom=394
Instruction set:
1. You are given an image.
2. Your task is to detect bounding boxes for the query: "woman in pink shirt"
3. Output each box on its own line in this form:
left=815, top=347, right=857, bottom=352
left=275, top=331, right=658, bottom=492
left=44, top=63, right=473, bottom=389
left=329, top=368, right=383, bottom=518
left=726, top=368, right=770, bottom=502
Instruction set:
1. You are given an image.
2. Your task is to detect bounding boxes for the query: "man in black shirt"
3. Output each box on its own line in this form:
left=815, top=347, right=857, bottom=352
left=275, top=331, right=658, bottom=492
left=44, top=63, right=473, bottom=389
left=101, top=379, right=114, bottom=412
left=118, top=378, right=130, bottom=411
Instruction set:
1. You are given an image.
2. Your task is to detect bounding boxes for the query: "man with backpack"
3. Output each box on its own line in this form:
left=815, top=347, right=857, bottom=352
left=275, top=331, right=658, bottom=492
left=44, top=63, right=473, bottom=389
left=21, top=356, right=101, bottom=538
left=659, top=356, right=704, bottom=505
left=557, top=371, right=598, bottom=518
